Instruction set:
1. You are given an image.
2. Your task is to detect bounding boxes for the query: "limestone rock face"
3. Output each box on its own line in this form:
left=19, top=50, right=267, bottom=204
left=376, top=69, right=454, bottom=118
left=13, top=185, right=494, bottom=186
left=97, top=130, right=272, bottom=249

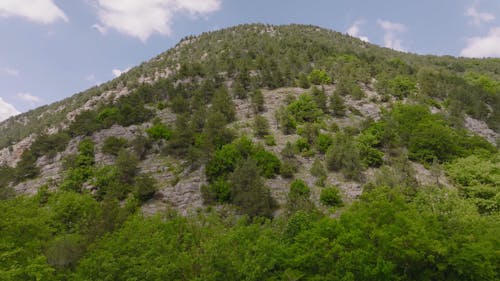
left=0, top=135, right=35, bottom=167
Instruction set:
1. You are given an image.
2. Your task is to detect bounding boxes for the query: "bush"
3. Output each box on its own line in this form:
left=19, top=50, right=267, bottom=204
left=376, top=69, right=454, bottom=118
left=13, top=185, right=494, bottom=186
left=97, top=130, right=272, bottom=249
left=308, top=69, right=331, bottom=85
left=316, top=133, right=333, bottom=154
left=320, top=186, right=343, bottom=207
left=290, top=179, right=310, bottom=198
left=287, top=94, right=323, bottom=123
left=252, top=148, right=281, bottom=178
left=134, top=174, right=157, bottom=202
left=310, top=159, right=327, bottom=186
left=280, top=160, right=297, bottom=178
left=146, top=123, right=172, bottom=141
left=201, top=178, right=231, bottom=204
left=102, top=137, right=128, bottom=156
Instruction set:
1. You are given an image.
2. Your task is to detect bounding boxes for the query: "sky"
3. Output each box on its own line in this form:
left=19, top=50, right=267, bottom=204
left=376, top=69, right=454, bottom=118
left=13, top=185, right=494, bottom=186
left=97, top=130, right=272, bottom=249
left=1, top=0, right=500, bottom=121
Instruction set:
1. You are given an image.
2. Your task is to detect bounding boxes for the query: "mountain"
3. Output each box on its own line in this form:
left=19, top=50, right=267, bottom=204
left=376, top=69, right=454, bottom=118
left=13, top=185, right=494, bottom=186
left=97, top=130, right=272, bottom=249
left=0, top=24, right=499, bottom=280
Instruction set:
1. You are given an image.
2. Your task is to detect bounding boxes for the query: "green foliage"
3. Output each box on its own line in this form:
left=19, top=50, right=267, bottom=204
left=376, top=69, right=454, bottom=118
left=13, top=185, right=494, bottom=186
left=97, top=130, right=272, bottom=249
left=146, top=123, right=172, bottom=141
left=102, top=136, right=128, bottom=156
left=311, top=86, right=328, bottom=112
left=252, top=148, right=281, bottom=178
left=388, top=75, right=417, bottom=99
left=60, top=139, right=95, bottom=192
left=201, top=178, right=232, bottom=204
left=308, top=69, right=331, bottom=85
left=275, top=105, right=297, bottom=134
left=229, top=159, right=277, bottom=218
left=330, top=91, right=346, bottom=117
left=211, top=86, right=236, bottom=123
left=250, top=89, right=265, bottom=113
left=280, top=159, right=298, bottom=178
left=320, top=186, right=343, bottom=207
left=205, top=137, right=280, bottom=183
left=447, top=154, right=500, bottom=214
left=133, top=174, right=157, bottom=202
left=290, top=179, right=311, bottom=197
left=286, top=94, right=323, bottom=123
left=335, top=76, right=364, bottom=99
left=253, top=115, right=270, bottom=138
left=310, top=159, right=327, bottom=186
left=326, top=133, right=364, bottom=180
left=316, top=133, right=333, bottom=154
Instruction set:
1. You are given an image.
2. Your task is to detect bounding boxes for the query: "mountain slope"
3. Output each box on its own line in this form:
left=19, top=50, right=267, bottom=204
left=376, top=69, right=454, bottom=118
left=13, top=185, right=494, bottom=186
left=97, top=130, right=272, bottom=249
left=0, top=23, right=499, bottom=280
left=0, top=23, right=498, bottom=211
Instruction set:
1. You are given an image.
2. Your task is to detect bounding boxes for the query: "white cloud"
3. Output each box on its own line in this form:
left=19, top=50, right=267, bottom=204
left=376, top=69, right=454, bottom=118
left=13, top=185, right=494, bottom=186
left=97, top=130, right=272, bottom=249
left=0, top=97, right=20, bottom=121
left=377, top=19, right=407, bottom=51
left=347, top=20, right=369, bottom=42
left=461, top=27, right=500, bottom=57
left=92, top=0, right=221, bottom=41
left=0, top=0, right=68, bottom=24
left=112, top=67, right=131, bottom=77
left=465, top=7, right=495, bottom=26
left=0, top=67, right=19, bottom=76
left=16, top=92, right=41, bottom=104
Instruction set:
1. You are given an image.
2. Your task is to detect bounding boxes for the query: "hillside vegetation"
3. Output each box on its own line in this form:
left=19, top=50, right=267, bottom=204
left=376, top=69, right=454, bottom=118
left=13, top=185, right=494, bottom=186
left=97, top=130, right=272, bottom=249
left=0, top=24, right=499, bottom=280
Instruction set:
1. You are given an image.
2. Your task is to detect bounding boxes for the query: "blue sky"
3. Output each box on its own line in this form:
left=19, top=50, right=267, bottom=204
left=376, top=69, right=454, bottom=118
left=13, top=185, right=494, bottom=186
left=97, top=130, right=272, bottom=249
left=1, top=0, right=500, bottom=120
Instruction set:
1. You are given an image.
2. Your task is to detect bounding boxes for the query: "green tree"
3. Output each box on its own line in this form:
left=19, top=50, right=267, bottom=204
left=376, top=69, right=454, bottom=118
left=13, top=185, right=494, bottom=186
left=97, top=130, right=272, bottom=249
left=253, top=115, right=270, bottom=138
left=326, top=133, right=363, bottom=180
left=230, top=159, right=276, bottom=218
left=330, top=91, right=346, bottom=117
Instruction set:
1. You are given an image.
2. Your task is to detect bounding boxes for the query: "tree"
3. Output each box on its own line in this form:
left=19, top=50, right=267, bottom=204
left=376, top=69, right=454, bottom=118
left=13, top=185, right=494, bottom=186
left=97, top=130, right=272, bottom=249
left=330, top=92, right=346, bottom=117
left=311, top=86, right=328, bottom=113
left=253, top=115, right=270, bottom=138
left=250, top=89, right=265, bottom=113
left=326, top=133, right=363, bottom=180
left=229, top=159, right=276, bottom=218
left=211, top=86, right=236, bottom=123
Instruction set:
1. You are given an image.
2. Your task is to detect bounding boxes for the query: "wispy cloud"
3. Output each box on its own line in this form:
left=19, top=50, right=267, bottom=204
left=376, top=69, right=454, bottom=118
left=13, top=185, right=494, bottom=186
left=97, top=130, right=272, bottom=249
left=0, top=67, right=19, bottom=76
left=347, top=20, right=369, bottom=42
left=112, top=67, right=131, bottom=78
left=0, top=97, right=20, bottom=121
left=461, top=27, right=500, bottom=57
left=377, top=19, right=407, bottom=51
left=92, top=0, right=221, bottom=41
left=0, top=0, right=68, bottom=24
left=16, top=92, right=41, bottom=105
left=465, top=6, right=495, bottom=26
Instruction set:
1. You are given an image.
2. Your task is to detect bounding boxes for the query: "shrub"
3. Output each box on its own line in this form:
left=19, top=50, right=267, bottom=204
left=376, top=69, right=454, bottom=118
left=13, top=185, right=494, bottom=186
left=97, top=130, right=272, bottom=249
left=311, top=159, right=327, bottom=186
left=308, top=69, right=331, bottom=85
left=146, top=123, right=172, bottom=141
left=316, top=133, right=333, bottom=154
left=320, top=186, right=343, bottom=207
left=280, top=160, right=297, bottom=178
left=252, top=148, right=281, bottom=178
left=102, top=137, right=128, bottom=156
left=287, top=94, right=323, bottom=123
left=290, top=179, right=310, bottom=198
left=134, top=174, right=157, bottom=202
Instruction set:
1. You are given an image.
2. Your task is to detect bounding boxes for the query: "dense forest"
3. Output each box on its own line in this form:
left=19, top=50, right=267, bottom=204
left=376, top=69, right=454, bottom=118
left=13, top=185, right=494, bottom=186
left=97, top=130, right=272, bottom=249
left=0, top=24, right=499, bottom=280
